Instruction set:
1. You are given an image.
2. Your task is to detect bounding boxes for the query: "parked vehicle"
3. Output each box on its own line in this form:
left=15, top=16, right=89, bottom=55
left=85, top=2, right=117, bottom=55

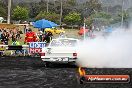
left=45, top=28, right=65, bottom=35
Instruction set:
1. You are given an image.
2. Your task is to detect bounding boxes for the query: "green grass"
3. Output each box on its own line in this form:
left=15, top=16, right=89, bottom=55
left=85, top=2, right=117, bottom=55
left=64, top=29, right=82, bottom=39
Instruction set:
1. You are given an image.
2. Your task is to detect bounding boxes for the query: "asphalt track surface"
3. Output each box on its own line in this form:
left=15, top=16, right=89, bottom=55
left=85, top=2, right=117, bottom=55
left=0, top=56, right=132, bottom=88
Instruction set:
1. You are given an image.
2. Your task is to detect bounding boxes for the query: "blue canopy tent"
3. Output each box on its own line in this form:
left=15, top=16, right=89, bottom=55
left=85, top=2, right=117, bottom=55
left=33, top=19, right=58, bottom=29
left=103, top=26, right=114, bottom=37
left=104, top=26, right=113, bottom=33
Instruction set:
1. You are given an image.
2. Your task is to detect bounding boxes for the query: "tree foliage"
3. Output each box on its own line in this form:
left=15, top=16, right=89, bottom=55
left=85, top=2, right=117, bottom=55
left=11, top=0, right=131, bottom=27
left=81, top=0, right=102, bottom=17
left=29, top=2, right=41, bottom=18
left=35, top=11, right=60, bottom=23
left=92, top=12, right=111, bottom=19
left=0, top=0, right=7, bottom=17
left=67, top=0, right=76, bottom=6
left=86, top=0, right=102, bottom=11
left=12, top=6, right=29, bottom=21
left=110, top=10, right=129, bottom=24
left=84, top=12, right=112, bottom=27
left=53, top=0, right=77, bottom=16
left=64, top=12, right=81, bottom=25
left=118, top=11, right=129, bottom=20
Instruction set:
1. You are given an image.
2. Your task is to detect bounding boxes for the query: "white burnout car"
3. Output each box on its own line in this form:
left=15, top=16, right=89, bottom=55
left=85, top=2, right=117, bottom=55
left=41, top=38, right=79, bottom=66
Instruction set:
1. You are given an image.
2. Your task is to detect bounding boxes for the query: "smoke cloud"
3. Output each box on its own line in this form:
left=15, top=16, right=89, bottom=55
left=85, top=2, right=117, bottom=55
left=76, top=25, right=132, bottom=68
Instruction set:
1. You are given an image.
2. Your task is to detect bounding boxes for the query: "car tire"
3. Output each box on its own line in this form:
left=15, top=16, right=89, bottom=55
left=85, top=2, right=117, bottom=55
left=45, top=62, right=51, bottom=68
left=68, top=62, right=77, bottom=67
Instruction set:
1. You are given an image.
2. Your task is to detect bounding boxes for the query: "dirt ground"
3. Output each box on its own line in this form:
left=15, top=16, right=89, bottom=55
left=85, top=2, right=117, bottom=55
left=0, top=56, right=131, bottom=88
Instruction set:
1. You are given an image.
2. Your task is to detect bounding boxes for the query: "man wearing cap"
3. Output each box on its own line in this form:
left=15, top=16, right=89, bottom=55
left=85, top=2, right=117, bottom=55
left=24, top=28, right=37, bottom=44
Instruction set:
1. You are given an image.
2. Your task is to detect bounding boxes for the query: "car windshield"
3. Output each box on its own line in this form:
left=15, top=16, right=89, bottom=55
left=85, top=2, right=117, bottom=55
left=50, top=39, right=77, bottom=47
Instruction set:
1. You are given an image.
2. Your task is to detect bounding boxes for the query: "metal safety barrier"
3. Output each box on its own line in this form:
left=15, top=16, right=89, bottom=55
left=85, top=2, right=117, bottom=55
left=0, top=42, right=46, bottom=57
left=0, top=45, right=29, bottom=49
left=0, top=45, right=29, bottom=56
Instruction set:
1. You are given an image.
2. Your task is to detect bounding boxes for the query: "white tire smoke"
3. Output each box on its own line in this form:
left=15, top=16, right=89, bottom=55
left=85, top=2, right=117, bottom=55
left=76, top=26, right=132, bottom=68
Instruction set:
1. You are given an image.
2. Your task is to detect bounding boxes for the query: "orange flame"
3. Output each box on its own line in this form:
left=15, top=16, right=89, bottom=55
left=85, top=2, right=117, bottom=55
left=78, top=67, right=86, bottom=76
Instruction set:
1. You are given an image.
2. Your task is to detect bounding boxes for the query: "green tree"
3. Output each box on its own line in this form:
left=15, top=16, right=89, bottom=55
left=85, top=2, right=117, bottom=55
left=67, top=0, right=76, bottom=6
left=12, top=6, right=29, bottom=21
left=118, top=11, right=129, bottom=20
left=63, top=0, right=77, bottom=16
left=64, top=12, right=81, bottom=25
left=35, top=11, right=60, bottom=23
left=53, top=0, right=77, bottom=16
left=29, top=2, right=41, bottom=18
left=110, top=11, right=129, bottom=24
left=84, top=16, right=93, bottom=27
left=0, top=0, right=7, bottom=17
left=0, top=6, right=6, bottom=17
left=92, top=12, right=111, bottom=19
left=84, top=12, right=112, bottom=27
left=81, top=0, right=102, bottom=18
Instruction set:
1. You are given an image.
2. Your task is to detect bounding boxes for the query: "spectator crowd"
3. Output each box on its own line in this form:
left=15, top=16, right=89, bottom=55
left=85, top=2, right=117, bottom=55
left=0, top=27, right=54, bottom=45
left=0, top=28, right=22, bottom=45
left=0, top=26, right=54, bottom=56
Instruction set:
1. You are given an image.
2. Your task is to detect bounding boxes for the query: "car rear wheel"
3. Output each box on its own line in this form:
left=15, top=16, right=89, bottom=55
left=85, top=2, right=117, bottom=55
left=68, top=62, right=77, bottom=67
left=45, top=62, right=51, bottom=67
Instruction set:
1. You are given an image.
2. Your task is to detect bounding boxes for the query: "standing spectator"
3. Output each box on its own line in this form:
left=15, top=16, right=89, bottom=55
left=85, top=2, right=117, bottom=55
left=1, top=30, right=9, bottom=45
left=24, top=24, right=29, bottom=33
left=16, top=29, right=21, bottom=40
left=12, top=33, right=17, bottom=42
left=24, top=28, right=38, bottom=44
left=11, top=38, right=21, bottom=55
left=0, top=42, right=5, bottom=56
left=6, top=31, right=10, bottom=38
left=88, top=25, right=93, bottom=37
left=44, top=31, right=53, bottom=44
left=37, top=31, right=43, bottom=42
left=0, top=29, right=2, bottom=41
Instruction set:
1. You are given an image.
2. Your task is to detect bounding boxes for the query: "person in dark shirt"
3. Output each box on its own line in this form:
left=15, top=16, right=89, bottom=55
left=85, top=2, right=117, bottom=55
left=1, top=31, right=9, bottom=45
left=37, top=31, right=43, bottom=42
left=12, top=33, right=17, bottom=42
left=16, top=29, right=22, bottom=40
left=16, top=31, right=21, bottom=40
left=6, top=31, right=10, bottom=38
left=44, top=31, right=53, bottom=43
left=0, top=29, right=2, bottom=40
